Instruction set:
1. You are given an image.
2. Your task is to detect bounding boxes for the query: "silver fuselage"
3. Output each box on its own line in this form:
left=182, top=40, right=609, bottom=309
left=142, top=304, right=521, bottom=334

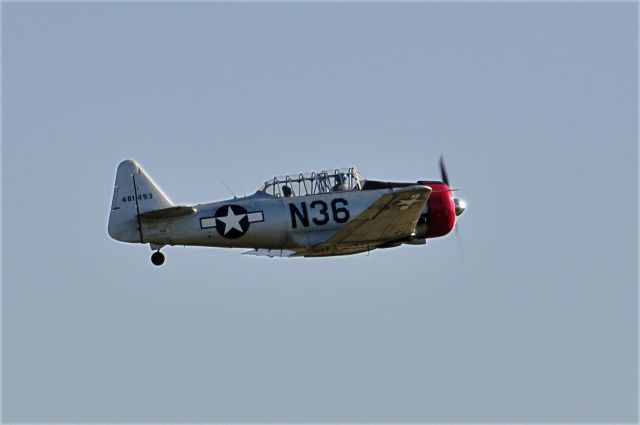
left=142, top=189, right=393, bottom=252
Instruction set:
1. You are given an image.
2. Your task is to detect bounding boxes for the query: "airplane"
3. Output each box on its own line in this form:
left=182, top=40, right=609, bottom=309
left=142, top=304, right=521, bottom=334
left=108, top=159, right=466, bottom=265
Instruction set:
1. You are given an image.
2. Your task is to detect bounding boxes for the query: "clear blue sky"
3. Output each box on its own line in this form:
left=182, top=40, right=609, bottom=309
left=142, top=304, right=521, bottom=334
left=2, top=2, right=637, bottom=422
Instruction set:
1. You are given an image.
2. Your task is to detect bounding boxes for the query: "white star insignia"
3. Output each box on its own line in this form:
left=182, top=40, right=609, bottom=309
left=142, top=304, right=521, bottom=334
left=217, top=207, right=246, bottom=235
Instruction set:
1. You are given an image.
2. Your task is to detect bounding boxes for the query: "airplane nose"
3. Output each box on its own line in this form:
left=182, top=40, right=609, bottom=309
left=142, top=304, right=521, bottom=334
left=454, top=198, right=466, bottom=216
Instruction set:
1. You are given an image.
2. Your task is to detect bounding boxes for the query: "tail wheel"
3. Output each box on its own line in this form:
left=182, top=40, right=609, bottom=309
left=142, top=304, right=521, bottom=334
left=151, top=251, right=165, bottom=266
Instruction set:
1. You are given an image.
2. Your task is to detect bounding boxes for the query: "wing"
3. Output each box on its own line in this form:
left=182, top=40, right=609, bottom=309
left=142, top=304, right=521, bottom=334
left=318, top=185, right=431, bottom=246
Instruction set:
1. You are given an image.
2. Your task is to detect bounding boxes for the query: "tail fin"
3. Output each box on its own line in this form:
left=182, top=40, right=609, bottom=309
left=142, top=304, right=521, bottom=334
left=108, top=159, right=174, bottom=243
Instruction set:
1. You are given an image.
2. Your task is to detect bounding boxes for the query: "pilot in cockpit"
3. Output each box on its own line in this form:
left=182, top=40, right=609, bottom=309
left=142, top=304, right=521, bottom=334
left=332, top=173, right=349, bottom=192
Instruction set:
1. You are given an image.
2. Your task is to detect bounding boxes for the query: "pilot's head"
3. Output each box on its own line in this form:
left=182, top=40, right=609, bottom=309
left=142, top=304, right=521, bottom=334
left=338, top=173, right=348, bottom=184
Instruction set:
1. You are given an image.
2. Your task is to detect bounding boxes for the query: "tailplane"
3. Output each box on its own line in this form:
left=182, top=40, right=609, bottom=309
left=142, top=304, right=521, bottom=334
left=108, top=159, right=174, bottom=243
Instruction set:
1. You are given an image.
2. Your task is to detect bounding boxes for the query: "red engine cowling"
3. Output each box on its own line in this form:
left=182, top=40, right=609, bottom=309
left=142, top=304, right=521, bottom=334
left=417, top=182, right=456, bottom=238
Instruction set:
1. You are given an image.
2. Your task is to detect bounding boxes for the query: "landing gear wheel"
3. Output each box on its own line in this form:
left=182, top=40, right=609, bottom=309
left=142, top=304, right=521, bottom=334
left=151, top=251, right=165, bottom=266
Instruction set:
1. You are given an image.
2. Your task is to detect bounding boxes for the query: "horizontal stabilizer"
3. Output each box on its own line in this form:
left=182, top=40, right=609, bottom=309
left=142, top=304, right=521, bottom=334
left=139, top=205, right=196, bottom=220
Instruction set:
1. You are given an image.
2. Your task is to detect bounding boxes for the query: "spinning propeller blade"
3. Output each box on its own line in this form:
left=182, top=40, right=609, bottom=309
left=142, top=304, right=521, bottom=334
left=439, top=156, right=450, bottom=187
left=440, top=155, right=465, bottom=260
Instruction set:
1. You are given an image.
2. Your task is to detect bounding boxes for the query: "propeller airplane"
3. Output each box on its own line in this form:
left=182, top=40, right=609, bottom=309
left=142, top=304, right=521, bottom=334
left=108, top=158, right=466, bottom=265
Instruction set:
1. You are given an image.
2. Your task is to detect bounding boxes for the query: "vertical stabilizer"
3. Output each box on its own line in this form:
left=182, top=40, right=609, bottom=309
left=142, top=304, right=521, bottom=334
left=108, top=159, right=174, bottom=243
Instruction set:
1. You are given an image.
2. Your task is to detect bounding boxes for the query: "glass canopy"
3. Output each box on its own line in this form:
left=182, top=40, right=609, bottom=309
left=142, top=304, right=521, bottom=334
left=259, top=167, right=364, bottom=198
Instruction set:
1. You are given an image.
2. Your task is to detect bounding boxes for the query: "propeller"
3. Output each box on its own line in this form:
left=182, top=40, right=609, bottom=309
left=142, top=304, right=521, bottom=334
left=439, top=156, right=450, bottom=187
left=455, top=220, right=465, bottom=261
left=440, top=155, right=465, bottom=260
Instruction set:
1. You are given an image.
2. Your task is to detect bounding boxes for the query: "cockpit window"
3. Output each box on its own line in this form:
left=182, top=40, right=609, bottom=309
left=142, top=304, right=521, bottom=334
left=259, top=167, right=364, bottom=198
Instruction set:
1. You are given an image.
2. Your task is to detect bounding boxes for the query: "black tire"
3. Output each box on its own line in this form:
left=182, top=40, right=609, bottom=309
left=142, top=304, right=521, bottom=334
left=151, top=251, right=165, bottom=266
